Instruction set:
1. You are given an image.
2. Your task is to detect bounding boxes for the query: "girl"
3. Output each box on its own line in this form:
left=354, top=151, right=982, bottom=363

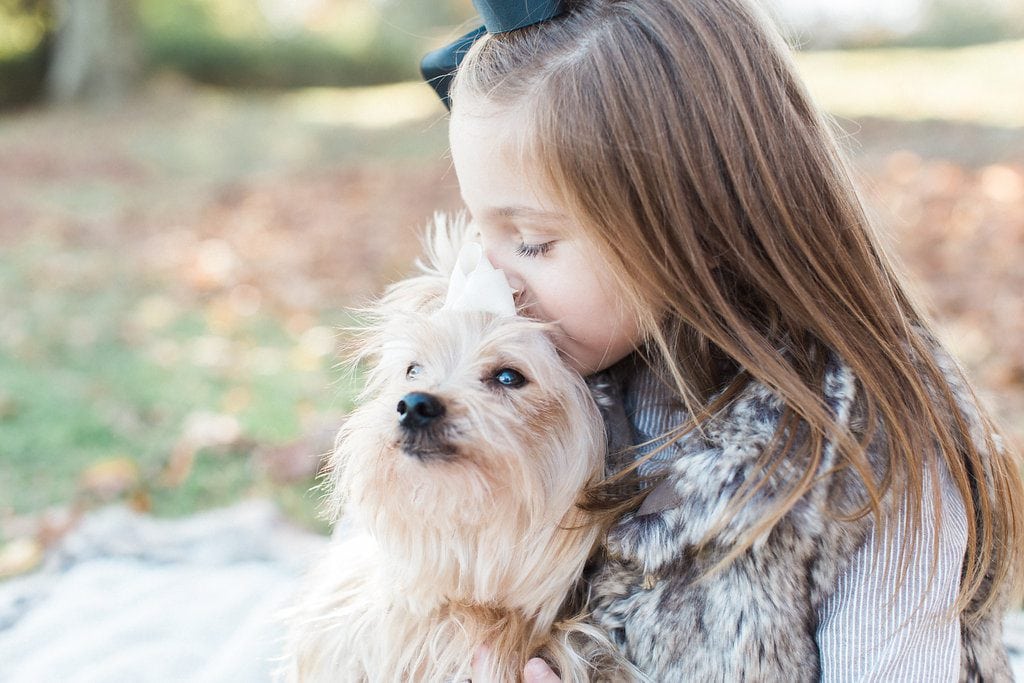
left=429, top=0, right=1024, bottom=679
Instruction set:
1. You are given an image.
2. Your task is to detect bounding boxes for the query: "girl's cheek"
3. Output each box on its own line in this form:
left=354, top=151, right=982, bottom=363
left=506, top=273, right=526, bottom=298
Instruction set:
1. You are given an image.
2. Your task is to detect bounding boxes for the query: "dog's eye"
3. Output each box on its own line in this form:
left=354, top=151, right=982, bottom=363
left=493, top=368, right=526, bottom=388
left=406, top=363, right=422, bottom=379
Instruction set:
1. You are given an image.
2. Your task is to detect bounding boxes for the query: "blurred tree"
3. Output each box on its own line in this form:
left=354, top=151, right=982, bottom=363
left=47, top=0, right=143, bottom=103
left=0, top=0, right=52, bottom=48
left=0, top=0, right=53, bottom=106
left=910, top=0, right=1024, bottom=47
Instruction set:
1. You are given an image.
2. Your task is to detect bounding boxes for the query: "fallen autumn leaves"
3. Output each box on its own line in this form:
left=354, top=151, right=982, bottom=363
left=0, top=87, right=1021, bottom=579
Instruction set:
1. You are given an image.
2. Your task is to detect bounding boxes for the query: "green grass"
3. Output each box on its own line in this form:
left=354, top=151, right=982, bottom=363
left=280, top=41, right=1024, bottom=132
left=0, top=80, right=435, bottom=531
left=0, top=236, right=355, bottom=526
left=239, top=41, right=1024, bottom=133
left=2, top=39, right=1020, bottom=533
left=796, top=40, right=1024, bottom=127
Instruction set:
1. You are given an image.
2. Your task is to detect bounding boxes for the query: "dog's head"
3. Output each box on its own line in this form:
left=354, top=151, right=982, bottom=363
left=328, top=214, right=606, bottom=552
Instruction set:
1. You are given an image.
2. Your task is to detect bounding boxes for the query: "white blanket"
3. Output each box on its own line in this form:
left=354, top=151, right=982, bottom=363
left=1, top=500, right=1022, bottom=682
left=0, top=500, right=327, bottom=683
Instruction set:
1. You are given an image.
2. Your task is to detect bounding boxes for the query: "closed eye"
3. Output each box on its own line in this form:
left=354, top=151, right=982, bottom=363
left=514, top=241, right=554, bottom=258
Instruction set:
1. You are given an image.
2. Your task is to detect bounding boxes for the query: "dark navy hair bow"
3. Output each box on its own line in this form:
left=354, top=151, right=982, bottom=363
left=421, top=0, right=566, bottom=110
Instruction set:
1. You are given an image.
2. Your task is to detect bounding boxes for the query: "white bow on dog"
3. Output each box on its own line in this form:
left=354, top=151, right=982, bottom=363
left=441, top=243, right=517, bottom=317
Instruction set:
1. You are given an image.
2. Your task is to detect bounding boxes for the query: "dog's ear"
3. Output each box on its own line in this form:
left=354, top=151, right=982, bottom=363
left=342, top=212, right=472, bottom=388
left=378, top=211, right=474, bottom=314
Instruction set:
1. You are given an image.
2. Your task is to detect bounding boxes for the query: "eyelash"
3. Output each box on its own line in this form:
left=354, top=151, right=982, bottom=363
left=514, top=241, right=554, bottom=258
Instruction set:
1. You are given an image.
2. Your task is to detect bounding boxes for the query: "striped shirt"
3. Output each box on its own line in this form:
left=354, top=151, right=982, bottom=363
left=624, top=366, right=967, bottom=681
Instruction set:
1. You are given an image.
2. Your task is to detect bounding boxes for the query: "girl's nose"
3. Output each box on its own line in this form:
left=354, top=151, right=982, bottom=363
left=480, top=241, right=502, bottom=269
left=481, top=245, right=525, bottom=305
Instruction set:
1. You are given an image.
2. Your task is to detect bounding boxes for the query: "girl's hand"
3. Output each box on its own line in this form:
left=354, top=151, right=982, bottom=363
left=524, top=657, right=562, bottom=682
left=472, top=646, right=562, bottom=682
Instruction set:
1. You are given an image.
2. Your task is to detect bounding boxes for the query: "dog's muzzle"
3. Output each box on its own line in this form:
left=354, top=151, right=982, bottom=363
left=397, top=392, right=445, bottom=430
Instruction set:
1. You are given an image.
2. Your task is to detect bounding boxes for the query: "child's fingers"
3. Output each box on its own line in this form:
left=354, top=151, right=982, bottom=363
left=524, top=657, right=562, bottom=683
left=473, top=648, right=561, bottom=682
left=471, top=644, right=493, bottom=682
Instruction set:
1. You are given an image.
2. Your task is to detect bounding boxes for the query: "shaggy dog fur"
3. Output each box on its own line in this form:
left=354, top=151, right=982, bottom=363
left=283, top=216, right=635, bottom=682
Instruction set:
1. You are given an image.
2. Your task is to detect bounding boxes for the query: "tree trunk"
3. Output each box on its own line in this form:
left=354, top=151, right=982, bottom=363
left=47, top=0, right=142, bottom=104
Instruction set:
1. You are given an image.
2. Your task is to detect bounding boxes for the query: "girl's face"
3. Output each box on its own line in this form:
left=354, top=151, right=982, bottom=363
left=449, top=97, right=642, bottom=375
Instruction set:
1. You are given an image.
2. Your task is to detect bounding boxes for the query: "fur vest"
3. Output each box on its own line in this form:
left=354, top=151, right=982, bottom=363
left=584, top=352, right=1012, bottom=682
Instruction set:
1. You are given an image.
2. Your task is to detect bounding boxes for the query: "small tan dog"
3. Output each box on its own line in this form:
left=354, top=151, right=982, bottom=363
left=284, top=216, right=634, bottom=682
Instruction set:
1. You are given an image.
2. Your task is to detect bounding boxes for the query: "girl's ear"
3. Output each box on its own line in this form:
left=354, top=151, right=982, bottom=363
left=378, top=212, right=474, bottom=314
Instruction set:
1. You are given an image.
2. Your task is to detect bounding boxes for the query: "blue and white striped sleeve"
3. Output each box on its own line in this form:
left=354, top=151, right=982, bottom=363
left=815, top=464, right=968, bottom=681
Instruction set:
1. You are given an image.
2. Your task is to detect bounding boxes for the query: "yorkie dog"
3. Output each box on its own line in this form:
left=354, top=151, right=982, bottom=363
left=283, top=215, right=635, bottom=682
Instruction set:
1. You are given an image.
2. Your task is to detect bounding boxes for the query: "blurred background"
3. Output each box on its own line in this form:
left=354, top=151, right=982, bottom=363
left=0, top=0, right=1022, bottom=577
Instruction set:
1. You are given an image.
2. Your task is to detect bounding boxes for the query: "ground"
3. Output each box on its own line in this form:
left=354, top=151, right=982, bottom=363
left=0, top=44, right=1022, bottom=573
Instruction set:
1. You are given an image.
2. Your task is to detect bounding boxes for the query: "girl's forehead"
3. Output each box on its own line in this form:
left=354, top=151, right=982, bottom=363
left=449, top=95, right=591, bottom=241
left=450, top=103, right=559, bottom=216
left=449, top=98, right=523, bottom=153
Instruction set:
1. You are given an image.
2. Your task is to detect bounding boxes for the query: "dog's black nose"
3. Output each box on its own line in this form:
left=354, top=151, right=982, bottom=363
left=397, top=392, right=445, bottom=430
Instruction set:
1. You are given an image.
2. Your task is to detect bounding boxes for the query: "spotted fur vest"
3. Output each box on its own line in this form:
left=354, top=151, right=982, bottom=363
left=585, top=352, right=1012, bottom=682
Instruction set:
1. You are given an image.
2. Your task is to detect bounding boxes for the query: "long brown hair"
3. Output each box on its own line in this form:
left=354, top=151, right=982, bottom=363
left=450, top=0, right=1024, bottom=618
